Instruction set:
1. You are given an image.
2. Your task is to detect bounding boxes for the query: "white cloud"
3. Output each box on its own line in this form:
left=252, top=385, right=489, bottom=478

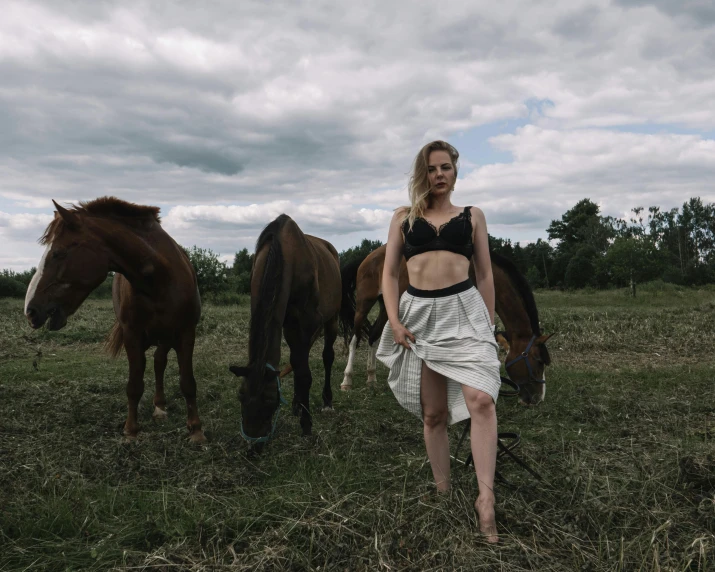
left=0, top=211, right=53, bottom=235
left=458, top=126, right=715, bottom=226
left=1, top=0, right=715, bottom=268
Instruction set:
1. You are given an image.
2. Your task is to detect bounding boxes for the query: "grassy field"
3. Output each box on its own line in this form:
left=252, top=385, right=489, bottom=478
left=0, top=283, right=713, bottom=571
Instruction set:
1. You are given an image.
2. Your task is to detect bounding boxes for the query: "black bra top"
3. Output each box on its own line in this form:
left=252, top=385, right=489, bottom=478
left=402, top=206, right=474, bottom=261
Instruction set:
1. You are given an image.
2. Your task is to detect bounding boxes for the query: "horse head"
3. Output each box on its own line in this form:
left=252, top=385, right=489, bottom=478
left=25, top=201, right=110, bottom=330
left=229, top=364, right=283, bottom=452
left=496, top=331, right=555, bottom=406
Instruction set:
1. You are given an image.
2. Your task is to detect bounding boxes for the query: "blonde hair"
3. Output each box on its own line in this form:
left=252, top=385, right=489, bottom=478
left=403, top=140, right=460, bottom=230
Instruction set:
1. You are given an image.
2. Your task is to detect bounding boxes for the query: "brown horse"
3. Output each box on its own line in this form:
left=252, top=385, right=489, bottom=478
left=24, top=197, right=205, bottom=442
left=338, top=245, right=554, bottom=405
left=228, top=215, right=341, bottom=448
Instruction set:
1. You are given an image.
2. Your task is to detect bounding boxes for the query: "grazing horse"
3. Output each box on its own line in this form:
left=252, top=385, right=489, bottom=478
left=338, top=245, right=553, bottom=405
left=24, top=197, right=205, bottom=442
left=490, top=251, right=554, bottom=405
left=229, top=215, right=341, bottom=448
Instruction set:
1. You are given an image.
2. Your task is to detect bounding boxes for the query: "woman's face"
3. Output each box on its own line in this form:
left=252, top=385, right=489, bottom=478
left=427, top=150, right=456, bottom=196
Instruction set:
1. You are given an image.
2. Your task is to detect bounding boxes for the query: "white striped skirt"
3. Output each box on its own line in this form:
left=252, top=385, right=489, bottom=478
left=376, top=279, right=501, bottom=425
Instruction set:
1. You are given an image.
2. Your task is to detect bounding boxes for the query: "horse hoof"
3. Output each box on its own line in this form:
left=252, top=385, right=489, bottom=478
left=340, top=383, right=352, bottom=392
left=152, top=407, right=168, bottom=420
left=123, top=424, right=140, bottom=441
left=367, top=376, right=377, bottom=384
left=188, top=430, right=207, bottom=444
left=322, top=406, right=334, bottom=413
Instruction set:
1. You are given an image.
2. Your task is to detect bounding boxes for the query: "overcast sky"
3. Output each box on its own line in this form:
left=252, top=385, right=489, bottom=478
left=2, top=0, right=715, bottom=270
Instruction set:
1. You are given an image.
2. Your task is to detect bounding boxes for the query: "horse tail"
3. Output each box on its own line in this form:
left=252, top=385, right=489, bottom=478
left=339, top=254, right=371, bottom=348
left=105, top=320, right=124, bottom=358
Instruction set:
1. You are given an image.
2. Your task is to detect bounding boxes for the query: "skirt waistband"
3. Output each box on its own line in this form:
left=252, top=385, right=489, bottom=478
left=406, top=279, right=474, bottom=298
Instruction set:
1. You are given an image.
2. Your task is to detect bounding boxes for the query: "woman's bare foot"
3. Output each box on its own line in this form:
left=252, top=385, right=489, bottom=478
left=475, top=495, right=498, bottom=544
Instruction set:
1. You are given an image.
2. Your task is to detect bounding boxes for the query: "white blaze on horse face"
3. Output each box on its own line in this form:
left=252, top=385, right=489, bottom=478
left=542, top=370, right=546, bottom=401
left=24, top=243, right=51, bottom=314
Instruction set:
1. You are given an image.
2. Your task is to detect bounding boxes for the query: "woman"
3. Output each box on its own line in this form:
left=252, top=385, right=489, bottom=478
left=376, top=140, right=501, bottom=543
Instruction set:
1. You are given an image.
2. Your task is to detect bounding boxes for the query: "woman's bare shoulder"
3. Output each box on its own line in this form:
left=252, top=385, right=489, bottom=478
left=469, top=206, right=486, bottom=221
left=393, top=206, right=409, bottom=221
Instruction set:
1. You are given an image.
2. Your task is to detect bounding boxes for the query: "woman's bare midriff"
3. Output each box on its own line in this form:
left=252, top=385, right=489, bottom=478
left=405, top=250, right=471, bottom=290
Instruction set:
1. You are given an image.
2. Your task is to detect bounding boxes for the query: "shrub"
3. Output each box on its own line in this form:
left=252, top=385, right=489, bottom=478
left=183, top=246, right=230, bottom=297
left=0, top=275, right=26, bottom=298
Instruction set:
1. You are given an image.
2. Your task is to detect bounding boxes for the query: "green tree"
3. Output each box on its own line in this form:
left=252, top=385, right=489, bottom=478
left=230, top=247, right=253, bottom=294
left=232, top=248, right=253, bottom=275
left=520, top=239, right=554, bottom=288
left=182, top=246, right=229, bottom=296
left=339, top=238, right=383, bottom=267
left=525, top=265, right=542, bottom=289
left=488, top=235, right=514, bottom=261
left=548, top=199, right=615, bottom=286
left=564, top=246, right=598, bottom=289
left=604, top=236, right=664, bottom=290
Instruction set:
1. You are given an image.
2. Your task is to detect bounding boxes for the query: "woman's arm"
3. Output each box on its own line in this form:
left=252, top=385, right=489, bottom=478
left=471, top=207, right=495, bottom=326
left=382, top=208, right=414, bottom=348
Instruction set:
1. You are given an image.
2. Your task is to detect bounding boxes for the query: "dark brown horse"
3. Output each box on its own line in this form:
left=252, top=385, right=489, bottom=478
left=338, top=245, right=553, bottom=405
left=229, top=215, right=341, bottom=448
left=24, top=197, right=205, bottom=442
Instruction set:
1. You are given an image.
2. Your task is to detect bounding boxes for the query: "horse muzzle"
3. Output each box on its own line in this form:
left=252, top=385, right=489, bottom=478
left=519, top=383, right=545, bottom=406
left=25, top=304, right=67, bottom=331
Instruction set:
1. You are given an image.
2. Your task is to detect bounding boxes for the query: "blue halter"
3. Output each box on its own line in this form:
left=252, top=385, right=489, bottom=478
left=239, top=363, right=289, bottom=445
left=504, top=335, right=546, bottom=385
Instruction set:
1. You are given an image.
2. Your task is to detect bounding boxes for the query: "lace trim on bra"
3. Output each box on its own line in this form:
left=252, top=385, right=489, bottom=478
left=402, top=207, right=474, bottom=261
left=413, top=208, right=471, bottom=235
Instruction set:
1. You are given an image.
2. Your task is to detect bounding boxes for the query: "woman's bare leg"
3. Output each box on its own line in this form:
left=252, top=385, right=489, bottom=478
left=420, top=361, right=450, bottom=492
left=462, top=385, right=498, bottom=543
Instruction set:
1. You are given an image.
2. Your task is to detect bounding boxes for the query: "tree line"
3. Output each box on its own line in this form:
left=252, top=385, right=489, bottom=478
left=1, top=197, right=711, bottom=300
left=489, top=196, right=713, bottom=290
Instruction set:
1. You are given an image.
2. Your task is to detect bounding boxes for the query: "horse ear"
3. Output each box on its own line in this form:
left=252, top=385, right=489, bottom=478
left=536, top=333, right=555, bottom=345
left=52, top=200, right=80, bottom=229
left=536, top=333, right=554, bottom=366
left=495, top=333, right=510, bottom=353
left=229, top=365, right=250, bottom=378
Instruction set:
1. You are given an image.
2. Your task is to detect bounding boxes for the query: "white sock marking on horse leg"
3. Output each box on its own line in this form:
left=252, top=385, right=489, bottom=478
left=367, top=342, right=377, bottom=384
left=341, top=335, right=357, bottom=390
left=24, top=243, right=51, bottom=314
left=153, top=406, right=168, bottom=420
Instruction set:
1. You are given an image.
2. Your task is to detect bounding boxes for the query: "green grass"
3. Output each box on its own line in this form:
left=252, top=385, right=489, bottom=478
left=0, top=286, right=714, bottom=571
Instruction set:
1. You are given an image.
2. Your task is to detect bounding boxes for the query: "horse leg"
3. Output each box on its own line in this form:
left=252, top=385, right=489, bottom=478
left=290, top=346, right=313, bottom=436
left=341, top=335, right=358, bottom=391
left=322, top=317, right=338, bottom=411
left=366, top=301, right=388, bottom=385
left=123, top=335, right=146, bottom=439
left=341, top=297, right=375, bottom=390
left=175, top=330, right=206, bottom=443
left=284, top=321, right=315, bottom=436
left=152, top=344, right=170, bottom=420
left=367, top=343, right=378, bottom=385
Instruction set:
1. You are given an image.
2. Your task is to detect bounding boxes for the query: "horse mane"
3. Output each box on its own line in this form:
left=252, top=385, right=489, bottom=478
left=40, top=197, right=161, bottom=245
left=490, top=250, right=542, bottom=336
left=248, top=214, right=291, bottom=387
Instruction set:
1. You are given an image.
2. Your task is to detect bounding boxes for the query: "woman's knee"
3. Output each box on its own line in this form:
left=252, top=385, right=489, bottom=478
left=423, top=408, right=448, bottom=429
left=464, top=389, right=495, bottom=416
